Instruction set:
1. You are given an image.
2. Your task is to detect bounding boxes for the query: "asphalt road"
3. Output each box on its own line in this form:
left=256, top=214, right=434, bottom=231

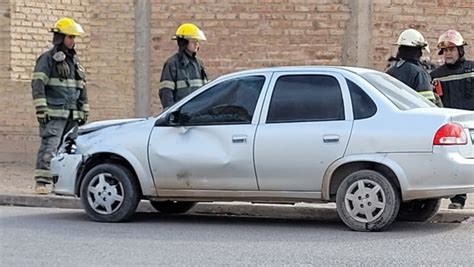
left=1, top=206, right=473, bottom=266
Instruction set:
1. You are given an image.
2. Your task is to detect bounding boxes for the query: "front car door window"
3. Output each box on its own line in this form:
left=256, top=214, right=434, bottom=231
left=179, top=76, right=265, bottom=125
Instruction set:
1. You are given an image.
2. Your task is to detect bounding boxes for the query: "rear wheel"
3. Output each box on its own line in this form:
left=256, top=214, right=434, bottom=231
left=80, top=163, right=140, bottom=222
left=150, top=200, right=196, bottom=214
left=397, top=199, right=441, bottom=222
left=336, top=170, right=400, bottom=232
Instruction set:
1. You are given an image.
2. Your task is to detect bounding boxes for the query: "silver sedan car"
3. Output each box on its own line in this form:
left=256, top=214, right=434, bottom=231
left=51, top=66, right=474, bottom=232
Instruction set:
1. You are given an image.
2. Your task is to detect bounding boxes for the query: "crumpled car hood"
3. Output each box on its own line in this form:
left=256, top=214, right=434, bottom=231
left=78, top=118, right=148, bottom=135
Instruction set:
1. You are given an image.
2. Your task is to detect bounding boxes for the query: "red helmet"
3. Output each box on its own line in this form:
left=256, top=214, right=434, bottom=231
left=437, top=30, right=467, bottom=49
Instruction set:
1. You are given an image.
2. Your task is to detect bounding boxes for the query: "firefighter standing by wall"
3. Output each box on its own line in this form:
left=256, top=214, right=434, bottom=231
left=431, top=30, right=473, bottom=209
left=158, top=23, right=208, bottom=109
left=386, top=29, right=442, bottom=106
left=32, top=18, right=89, bottom=194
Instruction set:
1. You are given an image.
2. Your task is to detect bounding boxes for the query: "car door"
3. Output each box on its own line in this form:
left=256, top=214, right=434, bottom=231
left=254, top=72, right=353, bottom=191
left=149, top=75, right=269, bottom=190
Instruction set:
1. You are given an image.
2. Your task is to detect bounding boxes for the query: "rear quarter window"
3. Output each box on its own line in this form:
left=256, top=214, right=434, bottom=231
left=347, top=79, right=377, bottom=119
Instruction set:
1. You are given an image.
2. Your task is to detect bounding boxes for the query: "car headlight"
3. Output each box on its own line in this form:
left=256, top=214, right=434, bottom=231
left=58, top=126, right=79, bottom=154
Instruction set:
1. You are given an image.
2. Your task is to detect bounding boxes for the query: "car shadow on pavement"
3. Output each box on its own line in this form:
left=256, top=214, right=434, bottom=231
left=133, top=211, right=464, bottom=232
left=0, top=206, right=466, bottom=243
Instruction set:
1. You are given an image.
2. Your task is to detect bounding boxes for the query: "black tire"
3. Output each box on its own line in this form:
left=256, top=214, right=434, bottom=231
left=80, top=163, right=140, bottom=222
left=336, top=170, right=400, bottom=232
left=397, top=199, right=441, bottom=222
left=149, top=200, right=196, bottom=214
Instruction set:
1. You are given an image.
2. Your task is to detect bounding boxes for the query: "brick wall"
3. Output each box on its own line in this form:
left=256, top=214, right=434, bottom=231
left=0, top=1, right=30, bottom=161
left=0, top=0, right=136, bottom=161
left=371, top=0, right=474, bottom=70
left=0, top=0, right=10, bottom=81
left=87, top=0, right=135, bottom=120
left=150, top=0, right=352, bottom=114
left=0, top=0, right=91, bottom=162
left=1, top=0, right=473, bottom=162
left=9, top=0, right=90, bottom=81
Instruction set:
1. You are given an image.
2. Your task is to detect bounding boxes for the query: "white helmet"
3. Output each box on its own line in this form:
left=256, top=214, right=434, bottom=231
left=394, top=29, right=430, bottom=53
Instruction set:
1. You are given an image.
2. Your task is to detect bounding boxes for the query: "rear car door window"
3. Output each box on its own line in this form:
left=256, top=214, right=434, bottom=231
left=267, top=75, right=344, bottom=123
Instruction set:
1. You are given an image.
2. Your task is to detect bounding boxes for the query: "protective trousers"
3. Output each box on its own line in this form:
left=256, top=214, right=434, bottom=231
left=34, top=116, right=78, bottom=183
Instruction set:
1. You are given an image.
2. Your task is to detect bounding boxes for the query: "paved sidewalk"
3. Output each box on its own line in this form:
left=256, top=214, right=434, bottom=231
left=1, top=161, right=473, bottom=223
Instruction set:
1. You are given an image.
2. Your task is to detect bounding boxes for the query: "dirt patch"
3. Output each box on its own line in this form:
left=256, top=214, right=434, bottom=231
left=0, top=161, right=36, bottom=194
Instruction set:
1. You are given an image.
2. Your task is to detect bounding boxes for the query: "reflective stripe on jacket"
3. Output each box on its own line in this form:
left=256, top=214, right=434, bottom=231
left=158, top=51, right=208, bottom=108
left=386, top=59, right=438, bottom=103
left=431, top=59, right=474, bottom=110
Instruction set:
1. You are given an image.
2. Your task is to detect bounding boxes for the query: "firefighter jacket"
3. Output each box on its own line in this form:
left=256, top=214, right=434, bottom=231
left=32, top=47, right=89, bottom=120
left=430, top=58, right=474, bottom=110
left=386, top=59, right=437, bottom=103
left=158, top=51, right=208, bottom=109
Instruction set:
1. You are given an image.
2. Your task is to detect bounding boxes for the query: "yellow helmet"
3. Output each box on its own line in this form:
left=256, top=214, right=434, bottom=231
left=173, top=23, right=206, bottom=41
left=51, top=18, right=84, bottom=36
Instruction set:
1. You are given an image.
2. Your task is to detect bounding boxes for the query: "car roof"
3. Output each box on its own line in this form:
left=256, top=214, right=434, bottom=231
left=222, top=66, right=379, bottom=77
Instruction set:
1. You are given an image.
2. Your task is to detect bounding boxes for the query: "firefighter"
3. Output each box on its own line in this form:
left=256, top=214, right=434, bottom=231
left=32, top=18, right=89, bottom=194
left=430, top=30, right=473, bottom=209
left=158, top=23, right=208, bottom=109
left=386, top=29, right=442, bottom=106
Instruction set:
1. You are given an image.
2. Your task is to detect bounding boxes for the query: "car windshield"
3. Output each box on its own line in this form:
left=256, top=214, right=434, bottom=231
left=360, top=72, right=436, bottom=110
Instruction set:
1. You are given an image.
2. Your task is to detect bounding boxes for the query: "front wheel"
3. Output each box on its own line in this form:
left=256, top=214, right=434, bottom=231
left=397, top=199, right=441, bottom=222
left=80, top=163, right=140, bottom=222
left=336, top=170, right=400, bottom=232
left=150, top=200, right=196, bottom=214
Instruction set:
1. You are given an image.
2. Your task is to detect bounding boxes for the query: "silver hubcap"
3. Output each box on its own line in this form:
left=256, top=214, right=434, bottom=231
left=344, top=179, right=386, bottom=223
left=87, top=173, right=124, bottom=215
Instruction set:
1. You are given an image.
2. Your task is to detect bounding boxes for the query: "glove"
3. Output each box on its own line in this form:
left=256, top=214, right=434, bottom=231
left=57, top=61, right=70, bottom=79
left=36, top=111, right=50, bottom=125
left=78, top=112, right=88, bottom=126
left=53, top=51, right=70, bottom=79
left=434, top=94, right=443, bottom=108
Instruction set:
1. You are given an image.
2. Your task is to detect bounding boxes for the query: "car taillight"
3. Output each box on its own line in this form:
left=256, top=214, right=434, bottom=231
left=433, top=123, right=467, bottom=145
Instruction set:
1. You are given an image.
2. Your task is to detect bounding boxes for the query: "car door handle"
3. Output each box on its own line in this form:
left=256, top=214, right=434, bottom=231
left=232, top=135, right=247, bottom=143
left=323, top=135, right=340, bottom=143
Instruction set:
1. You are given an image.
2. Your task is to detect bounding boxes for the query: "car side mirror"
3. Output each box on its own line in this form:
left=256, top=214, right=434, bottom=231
left=154, top=110, right=181, bottom=127
left=168, top=111, right=180, bottom=125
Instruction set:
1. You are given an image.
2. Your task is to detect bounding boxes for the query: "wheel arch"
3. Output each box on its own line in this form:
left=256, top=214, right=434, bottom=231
left=322, top=155, right=408, bottom=201
left=75, top=152, right=144, bottom=197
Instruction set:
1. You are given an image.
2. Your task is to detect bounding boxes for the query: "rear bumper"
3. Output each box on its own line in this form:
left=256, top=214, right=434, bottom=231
left=386, top=148, right=474, bottom=200
left=50, top=154, right=83, bottom=196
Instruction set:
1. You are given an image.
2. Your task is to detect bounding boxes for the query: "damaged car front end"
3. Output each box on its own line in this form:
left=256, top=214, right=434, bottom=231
left=51, top=118, right=151, bottom=196
left=51, top=126, right=82, bottom=196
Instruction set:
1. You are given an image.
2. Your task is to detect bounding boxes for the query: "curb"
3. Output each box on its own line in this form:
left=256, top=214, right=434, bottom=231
left=1, top=193, right=473, bottom=224
left=0, top=194, right=81, bottom=209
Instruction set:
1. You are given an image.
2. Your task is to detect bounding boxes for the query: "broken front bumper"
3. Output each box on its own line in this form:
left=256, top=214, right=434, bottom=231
left=51, top=154, right=83, bottom=196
